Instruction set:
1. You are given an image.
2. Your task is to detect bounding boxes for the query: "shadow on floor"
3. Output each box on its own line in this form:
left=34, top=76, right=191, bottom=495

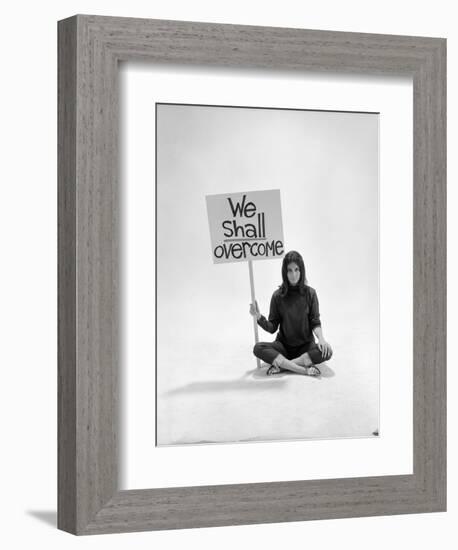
left=316, top=363, right=336, bottom=378
left=26, top=510, right=57, bottom=528
left=165, top=375, right=288, bottom=396
left=164, top=362, right=336, bottom=396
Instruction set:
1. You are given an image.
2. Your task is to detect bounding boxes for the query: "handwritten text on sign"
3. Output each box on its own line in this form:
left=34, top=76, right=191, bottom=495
left=206, top=190, right=284, bottom=263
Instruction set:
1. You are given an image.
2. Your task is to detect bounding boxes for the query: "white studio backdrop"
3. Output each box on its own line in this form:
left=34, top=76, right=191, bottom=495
left=120, top=64, right=412, bottom=489
left=155, top=104, right=379, bottom=446
left=2, top=2, right=455, bottom=550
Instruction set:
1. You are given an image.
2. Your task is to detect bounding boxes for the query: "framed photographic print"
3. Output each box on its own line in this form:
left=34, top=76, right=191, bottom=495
left=58, top=15, right=446, bottom=534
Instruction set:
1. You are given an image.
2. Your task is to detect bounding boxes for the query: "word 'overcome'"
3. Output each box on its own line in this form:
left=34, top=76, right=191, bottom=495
left=213, top=194, right=284, bottom=260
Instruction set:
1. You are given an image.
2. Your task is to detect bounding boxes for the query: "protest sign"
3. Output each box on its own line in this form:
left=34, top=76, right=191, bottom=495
left=206, top=189, right=284, bottom=264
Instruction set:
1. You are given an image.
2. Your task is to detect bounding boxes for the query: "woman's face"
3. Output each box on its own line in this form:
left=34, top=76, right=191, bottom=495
left=286, top=262, right=301, bottom=286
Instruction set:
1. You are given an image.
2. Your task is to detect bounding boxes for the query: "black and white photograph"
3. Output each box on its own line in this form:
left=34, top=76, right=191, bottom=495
left=2, top=0, right=451, bottom=547
left=156, top=103, right=379, bottom=446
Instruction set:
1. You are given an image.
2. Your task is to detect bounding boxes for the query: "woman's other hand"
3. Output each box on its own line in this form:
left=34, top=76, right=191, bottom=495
left=249, top=301, right=261, bottom=320
left=318, top=340, right=333, bottom=360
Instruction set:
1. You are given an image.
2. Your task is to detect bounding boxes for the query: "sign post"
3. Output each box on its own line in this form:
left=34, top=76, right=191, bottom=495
left=206, top=189, right=284, bottom=368
left=248, top=260, right=260, bottom=368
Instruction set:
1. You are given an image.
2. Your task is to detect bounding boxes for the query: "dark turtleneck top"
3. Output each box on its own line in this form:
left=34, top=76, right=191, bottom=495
left=257, top=284, right=321, bottom=346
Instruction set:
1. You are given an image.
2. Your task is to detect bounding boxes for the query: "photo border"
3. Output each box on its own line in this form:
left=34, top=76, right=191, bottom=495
left=58, top=15, right=446, bottom=534
left=155, top=100, right=380, bottom=448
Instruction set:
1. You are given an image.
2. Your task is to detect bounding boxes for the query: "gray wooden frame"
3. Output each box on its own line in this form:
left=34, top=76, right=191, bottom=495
left=58, top=14, right=446, bottom=535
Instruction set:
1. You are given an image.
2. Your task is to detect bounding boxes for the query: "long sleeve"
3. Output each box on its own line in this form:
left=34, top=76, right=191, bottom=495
left=257, top=294, right=281, bottom=334
left=309, top=289, right=321, bottom=329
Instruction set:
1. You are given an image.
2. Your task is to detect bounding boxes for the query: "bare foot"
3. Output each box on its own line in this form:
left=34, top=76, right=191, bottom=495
left=304, top=365, right=321, bottom=377
left=266, top=365, right=281, bottom=376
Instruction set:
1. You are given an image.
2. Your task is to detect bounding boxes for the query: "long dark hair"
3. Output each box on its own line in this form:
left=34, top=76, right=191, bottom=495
left=279, top=250, right=308, bottom=297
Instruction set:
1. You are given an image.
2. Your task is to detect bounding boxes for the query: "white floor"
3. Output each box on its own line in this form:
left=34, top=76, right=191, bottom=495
left=157, top=336, right=379, bottom=446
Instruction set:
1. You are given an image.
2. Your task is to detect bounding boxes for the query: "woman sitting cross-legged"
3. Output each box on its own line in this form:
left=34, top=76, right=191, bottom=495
left=249, top=250, right=333, bottom=376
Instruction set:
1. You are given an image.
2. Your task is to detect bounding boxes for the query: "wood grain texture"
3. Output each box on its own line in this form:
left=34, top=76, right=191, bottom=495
left=57, top=14, right=446, bottom=535
left=57, top=16, right=77, bottom=533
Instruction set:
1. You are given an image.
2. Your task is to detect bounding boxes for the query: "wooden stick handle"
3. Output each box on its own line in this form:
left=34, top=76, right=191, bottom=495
left=248, top=260, right=261, bottom=368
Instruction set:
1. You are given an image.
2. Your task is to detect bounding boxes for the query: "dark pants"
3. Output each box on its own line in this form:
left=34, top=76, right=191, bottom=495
left=253, top=339, right=332, bottom=366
